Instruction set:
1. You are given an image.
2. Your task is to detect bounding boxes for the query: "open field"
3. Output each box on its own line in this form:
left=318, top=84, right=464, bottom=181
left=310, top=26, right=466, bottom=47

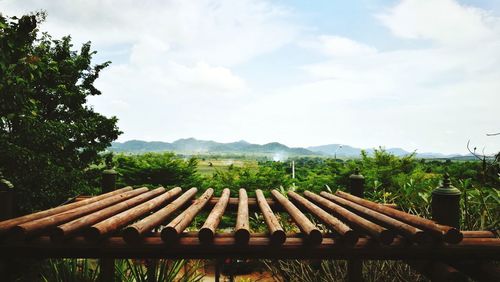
left=197, top=158, right=259, bottom=176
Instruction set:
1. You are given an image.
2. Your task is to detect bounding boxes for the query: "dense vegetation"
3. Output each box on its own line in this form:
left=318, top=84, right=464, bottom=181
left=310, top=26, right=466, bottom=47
left=108, top=149, right=499, bottom=231
left=0, top=13, right=120, bottom=212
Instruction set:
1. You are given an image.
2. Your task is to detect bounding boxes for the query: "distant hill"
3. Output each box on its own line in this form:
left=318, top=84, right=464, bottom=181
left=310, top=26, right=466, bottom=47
left=109, top=138, right=318, bottom=156
left=109, top=138, right=466, bottom=159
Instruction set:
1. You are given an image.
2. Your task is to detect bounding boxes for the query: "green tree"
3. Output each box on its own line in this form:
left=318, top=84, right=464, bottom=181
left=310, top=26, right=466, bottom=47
left=0, top=13, right=121, bottom=212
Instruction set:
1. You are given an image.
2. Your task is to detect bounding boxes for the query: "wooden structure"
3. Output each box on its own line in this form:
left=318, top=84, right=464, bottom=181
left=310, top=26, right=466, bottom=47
left=0, top=182, right=499, bottom=281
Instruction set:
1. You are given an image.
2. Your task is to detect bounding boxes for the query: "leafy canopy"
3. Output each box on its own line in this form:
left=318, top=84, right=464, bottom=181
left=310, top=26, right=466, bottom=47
left=0, top=12, right=121, bottom=212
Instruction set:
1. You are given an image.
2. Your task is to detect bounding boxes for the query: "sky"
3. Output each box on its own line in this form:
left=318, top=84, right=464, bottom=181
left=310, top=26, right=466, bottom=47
left=1, top=0, right=499, bottom=155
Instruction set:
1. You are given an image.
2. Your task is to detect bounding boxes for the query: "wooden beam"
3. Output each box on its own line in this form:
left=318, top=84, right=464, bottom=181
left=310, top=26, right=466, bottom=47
left=121, top=187, right=193, bottom=244
left=305, top=191, right=394, bottom=245
left=0, top=237, right=498, bottom=260
left=87, top=187, right=183, bottom=242
left=235, top=189, right=250, bottom=245
left=255, top=189, right=286, bottom=245
left=161, top=189, right=214, bottom=242
left=199, top=188, right=230, bottom=244
left=0, top=187, right=133, bottom=235
left=319, top=191, right=430, bottom=244
left=52, top=188, right=166, bottom=241
left=334, top=191, right=463, bottom=243
left=271, top=190, right=322, bottom=245
left=288, top=191, right=358, bottom=245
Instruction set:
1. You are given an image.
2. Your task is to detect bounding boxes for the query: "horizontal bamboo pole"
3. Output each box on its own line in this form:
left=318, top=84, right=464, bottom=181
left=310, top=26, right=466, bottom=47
left=121, top=188, right=196, bottom=244
left=10, top=188, right=147, bottom=239
left=335, top=191, right=463, bottom=243
left=271, top=190, right=322, bottom=245
left=304, top=191, right=394, bottom=245
left=462, top=230, right=496, bottom=238
left=234, top=188, right=250, bottom=245
left=320, top=191, right=430, bottom=244
left=51, top=187, right=166, bottom=241
left=1, top=236, right=498, bottom=260
left=0, top=187, right=133, bottom=235
left=288, top=191, right=358, bottom=245
left=86, top=187, right=183, bottom=242
left=199, top=188, right=230, bottom=244
left=161, top=189, right=214, bottom=242
left=255, top=189, right=286, bottom=245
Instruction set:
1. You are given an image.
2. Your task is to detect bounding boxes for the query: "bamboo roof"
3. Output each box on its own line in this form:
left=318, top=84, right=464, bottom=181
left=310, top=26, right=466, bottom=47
left=0, top=187, right=498, bottom=259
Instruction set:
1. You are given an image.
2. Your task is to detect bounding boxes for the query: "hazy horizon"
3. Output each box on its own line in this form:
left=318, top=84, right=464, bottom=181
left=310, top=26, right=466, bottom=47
left=112, top=136, right=474, bottom=155
left=1, top=0, right=499, bottom=155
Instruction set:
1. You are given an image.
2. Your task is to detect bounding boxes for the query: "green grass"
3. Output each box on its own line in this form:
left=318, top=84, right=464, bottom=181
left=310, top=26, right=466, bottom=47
left=197, top=159, right=258, bottom=176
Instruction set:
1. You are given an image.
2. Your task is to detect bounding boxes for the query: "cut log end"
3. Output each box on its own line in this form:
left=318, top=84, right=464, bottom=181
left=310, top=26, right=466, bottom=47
left=161, top=227, right=179, bottom=243
left=7, top=226, right=26, bottom=242
left=379, top=229, right=395, bottom=245
left=49, top=228, right=65, bottom=243
left=343, top=230, right=359, bottom=246
left=84, top=227, right=102, bottom=243
left=308, top=229, right=323, bottom=245
left=444, top=228, right=463, bottom=244
left=270, top=230, right=286, bottom=246
left=198, top=227, right=214, bottom=244
left=122, top=227, right=142, bottom=244
left=235, top=229, right=250, bottom=245
left=413, top=230, right=433, bottom=245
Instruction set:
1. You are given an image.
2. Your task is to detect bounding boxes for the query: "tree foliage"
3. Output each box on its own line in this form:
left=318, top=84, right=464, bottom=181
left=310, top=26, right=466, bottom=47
left=0, top=13, right=121, bottom=212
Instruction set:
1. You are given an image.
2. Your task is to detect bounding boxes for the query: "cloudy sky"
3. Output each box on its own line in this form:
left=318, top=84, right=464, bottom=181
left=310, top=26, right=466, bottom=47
left=1, top=0, right=499, bottom=154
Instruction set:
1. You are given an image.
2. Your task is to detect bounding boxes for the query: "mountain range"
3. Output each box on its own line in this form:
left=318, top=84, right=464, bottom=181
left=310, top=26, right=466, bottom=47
left=109, top=138, right=466, bottom=159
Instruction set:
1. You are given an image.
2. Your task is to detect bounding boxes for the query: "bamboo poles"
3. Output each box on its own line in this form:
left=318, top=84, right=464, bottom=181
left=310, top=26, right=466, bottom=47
left=86, top=187, right=183, bottom=242
left=51, top=187, right=166, bottom=241
left=121, top=187, right=196, bottom=244
left=235, top=189, right=250, bottom=245
left=0, top=187, right=133, bottom=235
left=161, top=188, right=214, bottom=242
left=319, top=192, right=431, bottom=244
left=271, top=190, right=322, bottom=245
left=335, top=191, right=463, bottom=243
left=9, top=188, right=148, bottom=239
left=255, top=189, right=286, bottom=245
left=288, top=191, right=358, bottom=245
left=199, top=189, right=230, bottom=244
left=462, top=231, right=496, bottom=238
left=304, top=191, right=395, bottom=245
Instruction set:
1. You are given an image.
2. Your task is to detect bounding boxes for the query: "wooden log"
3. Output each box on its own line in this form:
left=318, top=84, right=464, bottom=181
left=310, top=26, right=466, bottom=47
left=304, top=191, right=394, bottom=245
left=462, top=230, right=496, bottom=238
left=9, top=188, right=148, bottom=239
left=335, top=191, right=463, bottom=243
left=255, top=189, right=286, bottom=245
left=87, top=187, right=184, bottom=242
left=121, top=187, right=196, bottom=244
left=199, top=189, right=230, bottom=244
left=161, top=188, right=214, bottom=242
left=319, top=191, right=430, bottom=244
left=271, top=190, right=322, bottom=245
left=51, top=187, right=167, bottom=241
left=0, top=187, right=133, bottom=235
left=1, top=236, right=498, bottom=260
left=235, top=189, right=250, bottom=245
left=288, top=191, right=358, bottom=245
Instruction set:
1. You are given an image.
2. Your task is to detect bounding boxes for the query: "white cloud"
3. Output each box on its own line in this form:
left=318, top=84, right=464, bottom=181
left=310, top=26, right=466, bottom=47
left=1, top=0, right=499, bottom=154
left=377, top=0, right=500, bottom=45
left=302, top=35, right=377, bottom=57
